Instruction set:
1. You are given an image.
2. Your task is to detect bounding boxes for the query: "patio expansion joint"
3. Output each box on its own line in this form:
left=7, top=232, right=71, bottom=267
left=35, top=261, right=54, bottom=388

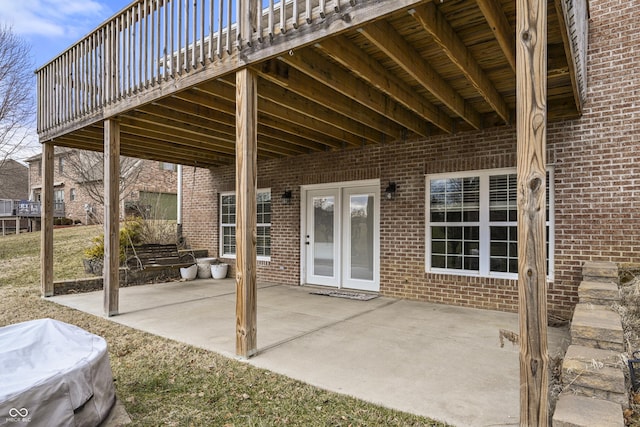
left=256, top=298, right=401, bottom=355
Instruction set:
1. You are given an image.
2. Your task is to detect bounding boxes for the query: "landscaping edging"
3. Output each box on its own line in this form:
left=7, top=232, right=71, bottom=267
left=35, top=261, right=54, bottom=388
left=53, top=267, right=182, bottom=295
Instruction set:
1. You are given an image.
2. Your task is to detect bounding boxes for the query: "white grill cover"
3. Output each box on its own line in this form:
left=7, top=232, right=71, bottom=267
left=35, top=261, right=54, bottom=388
left=0, top=319, right=115, bottom=427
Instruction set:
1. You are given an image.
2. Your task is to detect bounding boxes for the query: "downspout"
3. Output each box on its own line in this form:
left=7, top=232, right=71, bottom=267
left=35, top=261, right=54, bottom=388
left=177, top=164, right=183, bottom=243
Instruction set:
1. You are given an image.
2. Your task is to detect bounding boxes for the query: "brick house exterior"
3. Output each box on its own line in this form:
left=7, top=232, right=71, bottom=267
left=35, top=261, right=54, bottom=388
left=180, top=0, right=640, bottom=320
left=27, top=148, right=178, bottom=223
left=0, top=159, right=28, bottom=200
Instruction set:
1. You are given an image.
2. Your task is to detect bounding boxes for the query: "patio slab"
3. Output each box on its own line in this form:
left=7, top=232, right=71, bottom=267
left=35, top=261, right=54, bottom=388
left=51, top=280, right=570, bottom=427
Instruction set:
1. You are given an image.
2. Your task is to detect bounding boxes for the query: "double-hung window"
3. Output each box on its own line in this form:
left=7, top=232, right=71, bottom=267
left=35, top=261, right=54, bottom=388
left=220, top=190, right=271, bottom=260
left=426, top=168, right=554, bottom=279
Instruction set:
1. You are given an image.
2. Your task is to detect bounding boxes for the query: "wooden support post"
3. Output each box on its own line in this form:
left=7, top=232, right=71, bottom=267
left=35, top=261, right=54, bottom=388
left=104, top=119, right=120, bottom=316
left=516, top=0, right=549, bottom=425
left=15, top=217, right=19, bottom=235
left=41, top=142, right=54, bottom=297
left=235, top=67, right=258, bottom=358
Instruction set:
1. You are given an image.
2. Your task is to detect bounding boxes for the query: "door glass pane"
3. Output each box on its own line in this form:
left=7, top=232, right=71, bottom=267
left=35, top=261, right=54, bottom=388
left=313, top=196, right=334, bottom=277
left=350, top=195, right=374, bottom=281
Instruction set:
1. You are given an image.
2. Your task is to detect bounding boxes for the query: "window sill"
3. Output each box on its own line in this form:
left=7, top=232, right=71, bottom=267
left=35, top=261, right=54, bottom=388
left=426, top=268, right=553, bottom=283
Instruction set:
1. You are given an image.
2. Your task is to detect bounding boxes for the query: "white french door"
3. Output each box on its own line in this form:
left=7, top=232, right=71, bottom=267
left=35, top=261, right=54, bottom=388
left=303, top=181, right=379, bottom=292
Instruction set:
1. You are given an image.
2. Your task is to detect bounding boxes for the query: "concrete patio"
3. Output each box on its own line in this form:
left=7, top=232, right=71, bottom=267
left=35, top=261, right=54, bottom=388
left=51, top=279, right=569, bottom=427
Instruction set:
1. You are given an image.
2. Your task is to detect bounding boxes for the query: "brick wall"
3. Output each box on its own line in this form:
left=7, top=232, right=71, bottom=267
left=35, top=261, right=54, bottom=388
left=182, top=0, right=640, bottom=319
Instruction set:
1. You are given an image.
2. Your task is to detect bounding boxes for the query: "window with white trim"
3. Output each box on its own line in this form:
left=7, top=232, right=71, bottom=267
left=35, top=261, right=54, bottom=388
left=425, top=168, right=553, bottom=279
left=220, top=190, right=271, bottom=260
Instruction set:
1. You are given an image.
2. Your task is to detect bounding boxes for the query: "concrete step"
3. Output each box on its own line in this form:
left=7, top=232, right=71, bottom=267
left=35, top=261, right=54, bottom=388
left=571, top=304, right=624, bottom=351
left=579, top=281, right=620, bottom=306
left=562, top=345, right=627, bottom=406
left=582, top=261, right=619, bottom=285
left=553, top=394, right=624, bottom=427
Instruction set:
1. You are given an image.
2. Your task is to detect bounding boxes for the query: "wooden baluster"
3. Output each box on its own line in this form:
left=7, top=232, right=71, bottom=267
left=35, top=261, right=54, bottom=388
left=89, top=34, right=94, bottom=110
left=138, top=2, right=143, bottom=89
left=170, top=0, right=175, bottom=76
left=280, top=0, right=286, bottom=34
left=192, top=0, right=197, bottom=69
left=117, top=16, right=122, bottom=99
left=208, top=0, right=214, bottom=61
left=36, top=71, right=41, bottom=132
left=126, top=9, right=131, bottom=95
left=268, top=0, right=274, bottom=39
left=292, top=0, right=298, bottom=29
left=184, top=0, right=189, bottom=72
left=226, top=0, right=231, bottom=54
left=157, top=0, right=162, bottom=81
left=256, top=0, right=263, bottom=42
left=164, top=0, right=169, bottom=80
left=200, top=0, right=205, bottom=65
left=65, top=53, right=71, bottom=120
left=217, top=0, right=223, bottom=57
left=143, top=0, right=149, bottom=86
left=177, top=0, right=183, bottom=74
left=150, top=0, right=156, bottom=84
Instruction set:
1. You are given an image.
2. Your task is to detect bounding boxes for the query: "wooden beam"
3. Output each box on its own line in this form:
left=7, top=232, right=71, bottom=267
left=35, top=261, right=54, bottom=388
left=175, top=87, right=350, bottom=148
left=104, top=119, right=120, bottom=317
left=200, top=78, right=380, bottom=146
left=256, top=59, right=402, bottom=140
left=359, top=20, right=482, bottom=130
left=410, top=3, right=511, bottom=124
left=163, top=94, right=338, bottom=152
left=316, top=35, right=452, bottom=133
left=40, top=142, right=54, bottom=297
left=280, top=48, right=431, bottom=137
left=235, top=67, right=258, bottom=358
left=553, top=0, right=583, bottom=115
left=476, top=0, right=517, bottom=72
left=516, top=0, right=549, bottom=423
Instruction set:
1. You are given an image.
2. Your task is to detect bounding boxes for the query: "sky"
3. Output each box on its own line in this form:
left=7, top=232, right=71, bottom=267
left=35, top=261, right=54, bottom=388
left=1, top=0, right=132, bottom=160
left=1, top=0, right=132, bottom=68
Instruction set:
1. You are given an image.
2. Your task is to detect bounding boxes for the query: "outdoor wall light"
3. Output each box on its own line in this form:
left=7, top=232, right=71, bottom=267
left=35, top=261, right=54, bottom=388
left=281, top=190, right=292, bottom=205
left=385, top=182, right=397, bottom=200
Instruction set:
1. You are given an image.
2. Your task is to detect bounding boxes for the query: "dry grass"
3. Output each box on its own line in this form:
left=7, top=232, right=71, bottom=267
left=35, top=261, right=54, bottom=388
left=614, top=268, right=640, bottom=426
left=0, top=226, right=446, bottom=426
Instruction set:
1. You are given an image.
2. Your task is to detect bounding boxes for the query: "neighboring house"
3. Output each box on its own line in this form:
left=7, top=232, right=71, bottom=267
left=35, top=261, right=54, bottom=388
left=33, top=0, right=639, bottom=356
left=26, top=148, right=178, bottom=224
left=0, top=159, right=28, bottom=200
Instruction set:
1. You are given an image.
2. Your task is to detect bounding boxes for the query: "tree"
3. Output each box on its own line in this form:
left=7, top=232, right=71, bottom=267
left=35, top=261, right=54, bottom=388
left=0, top=26, right=34, bottom=171
left=61, top=148, right=143, bottom=222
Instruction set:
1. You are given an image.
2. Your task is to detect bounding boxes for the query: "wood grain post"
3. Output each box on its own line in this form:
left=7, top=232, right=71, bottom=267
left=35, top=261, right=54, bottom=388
left=104, top=119, right=121, bottom=316
left=516, top=0, right=549, bottom=424
left=41, top=142, right=55, bottom=297
left=235, top=67, right=258, bottom=358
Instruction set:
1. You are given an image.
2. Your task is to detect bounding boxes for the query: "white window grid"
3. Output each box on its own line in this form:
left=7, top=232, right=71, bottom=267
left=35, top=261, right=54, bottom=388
left=425, top=167, right=554, bottom=280
left=220, top=189, right=271, bottom=261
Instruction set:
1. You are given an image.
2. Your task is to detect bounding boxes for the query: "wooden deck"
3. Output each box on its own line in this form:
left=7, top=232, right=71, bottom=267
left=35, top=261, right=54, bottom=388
left=37, top=0, right=588, bottom=168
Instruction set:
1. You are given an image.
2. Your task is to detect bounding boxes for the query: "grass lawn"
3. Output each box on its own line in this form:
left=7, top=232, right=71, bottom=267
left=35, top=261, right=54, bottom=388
left=0, top=226, right=447, bottom=426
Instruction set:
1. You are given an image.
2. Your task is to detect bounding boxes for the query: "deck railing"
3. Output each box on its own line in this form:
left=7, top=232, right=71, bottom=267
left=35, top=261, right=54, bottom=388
left=0, top=199, right=65, bottom=218
left=37, top=0, right=350, bottom=137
